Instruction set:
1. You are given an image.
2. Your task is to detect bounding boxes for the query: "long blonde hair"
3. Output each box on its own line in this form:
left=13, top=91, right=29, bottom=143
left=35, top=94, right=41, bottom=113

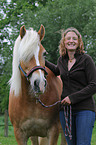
left=59, top=27, right=84, bottom=56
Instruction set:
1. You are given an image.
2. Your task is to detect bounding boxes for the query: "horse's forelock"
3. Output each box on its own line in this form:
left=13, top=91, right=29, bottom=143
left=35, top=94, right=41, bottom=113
left=19, top=29, right=40, bottom=62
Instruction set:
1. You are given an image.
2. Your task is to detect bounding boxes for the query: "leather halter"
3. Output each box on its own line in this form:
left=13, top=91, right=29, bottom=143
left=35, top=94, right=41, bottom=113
left=19, top=64, right=48, bottom=80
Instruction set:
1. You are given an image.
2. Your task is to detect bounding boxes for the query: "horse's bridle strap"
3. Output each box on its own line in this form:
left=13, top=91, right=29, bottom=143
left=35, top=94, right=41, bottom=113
left=27, top=66, right=48, bottom=77
left=19, top=64, right=28, bottom=78
left=19, top=64, right=48, bottom=79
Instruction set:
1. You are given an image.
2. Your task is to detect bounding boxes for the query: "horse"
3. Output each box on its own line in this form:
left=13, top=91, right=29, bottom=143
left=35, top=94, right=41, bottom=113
left=8, top=24, right=67, bottom=145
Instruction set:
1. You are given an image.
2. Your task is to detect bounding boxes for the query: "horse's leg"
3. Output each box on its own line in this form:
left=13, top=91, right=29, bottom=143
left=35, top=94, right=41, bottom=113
left=48, top=123, right=59, bottom=145
left=14, top=127, right=27, bottom=145
left=30, top=136, right=39, bottom=145
left=39, top=137, right=49, bottom=145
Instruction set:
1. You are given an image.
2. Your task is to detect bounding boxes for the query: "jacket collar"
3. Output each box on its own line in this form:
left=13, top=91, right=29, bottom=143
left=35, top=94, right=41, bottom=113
left=62, top=52, right=83, bottom=61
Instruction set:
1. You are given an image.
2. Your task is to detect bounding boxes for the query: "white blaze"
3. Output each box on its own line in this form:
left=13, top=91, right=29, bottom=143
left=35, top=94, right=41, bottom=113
left=30, top=45, right=45, bottom=93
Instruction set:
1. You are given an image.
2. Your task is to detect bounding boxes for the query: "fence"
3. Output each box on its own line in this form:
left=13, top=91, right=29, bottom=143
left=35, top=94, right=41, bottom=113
left=0, top=110, right=12, bottom=137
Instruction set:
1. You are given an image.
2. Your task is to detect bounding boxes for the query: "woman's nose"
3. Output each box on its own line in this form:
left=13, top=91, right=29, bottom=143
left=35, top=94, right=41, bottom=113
left=70, top=38, right=73, bottom=42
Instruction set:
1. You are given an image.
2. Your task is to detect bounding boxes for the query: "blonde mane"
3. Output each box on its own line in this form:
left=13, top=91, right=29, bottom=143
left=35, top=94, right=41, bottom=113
left=9, top=29, right=40, bottom=96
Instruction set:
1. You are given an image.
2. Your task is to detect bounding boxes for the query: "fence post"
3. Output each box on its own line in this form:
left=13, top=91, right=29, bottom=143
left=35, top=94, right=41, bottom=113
left=4, top=110, right=8, bottom=137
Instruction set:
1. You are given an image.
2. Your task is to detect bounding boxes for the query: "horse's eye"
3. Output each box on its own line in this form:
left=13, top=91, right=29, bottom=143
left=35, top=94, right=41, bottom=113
left=43, top=51, right=48, bottom=58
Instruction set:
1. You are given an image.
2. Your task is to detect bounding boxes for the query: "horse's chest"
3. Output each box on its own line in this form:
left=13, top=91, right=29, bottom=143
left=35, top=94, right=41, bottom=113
left=21, top=117, right=50, bottom=137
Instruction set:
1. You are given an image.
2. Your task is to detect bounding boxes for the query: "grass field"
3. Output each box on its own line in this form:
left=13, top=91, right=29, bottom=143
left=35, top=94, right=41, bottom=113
left=0, top=116, right=96, bottom=145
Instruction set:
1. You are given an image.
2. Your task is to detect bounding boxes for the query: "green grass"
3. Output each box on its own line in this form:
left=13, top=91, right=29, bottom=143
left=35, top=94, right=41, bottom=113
left=0, top=116, right=96, bottom=145
left=91, top=121, right=96, bottom=145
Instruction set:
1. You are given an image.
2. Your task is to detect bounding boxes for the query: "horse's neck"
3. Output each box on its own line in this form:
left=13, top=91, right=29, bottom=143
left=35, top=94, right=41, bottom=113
left=21, top=77, right=29, bottom=96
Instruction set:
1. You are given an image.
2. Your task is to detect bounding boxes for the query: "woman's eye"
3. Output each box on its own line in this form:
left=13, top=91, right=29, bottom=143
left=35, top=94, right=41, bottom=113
left=66, top=37, right=70, bottom=40
left=73, top=37, right=77, bottom=40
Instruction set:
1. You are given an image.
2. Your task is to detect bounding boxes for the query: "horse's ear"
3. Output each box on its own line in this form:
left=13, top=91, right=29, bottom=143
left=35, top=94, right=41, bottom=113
left=38, top=24, right=45, bottom=41
left=20, top=25, right=26, bottom=39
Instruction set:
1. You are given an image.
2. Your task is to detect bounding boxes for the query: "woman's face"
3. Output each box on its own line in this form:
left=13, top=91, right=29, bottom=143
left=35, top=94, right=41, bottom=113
left=64, top=31, right=79, bottom=51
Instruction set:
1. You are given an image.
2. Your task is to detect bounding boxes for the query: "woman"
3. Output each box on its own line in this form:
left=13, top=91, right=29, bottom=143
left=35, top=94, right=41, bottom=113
left=45, top=27, right=96, bottom=145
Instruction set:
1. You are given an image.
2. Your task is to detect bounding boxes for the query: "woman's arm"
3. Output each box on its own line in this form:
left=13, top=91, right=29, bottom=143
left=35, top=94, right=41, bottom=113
left=45, top=60, right=60, bottom=76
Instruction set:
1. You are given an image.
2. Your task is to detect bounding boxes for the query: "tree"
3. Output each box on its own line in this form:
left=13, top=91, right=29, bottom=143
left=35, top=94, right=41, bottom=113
left=83, top=1, right=96, bottom=64
left=0, top=0, right=96, bottom=113
left=0, top=0, right=53, bottom=113
left=0, top=0, right=37, bottom=113
left=24, top=0, right=96, bottom=63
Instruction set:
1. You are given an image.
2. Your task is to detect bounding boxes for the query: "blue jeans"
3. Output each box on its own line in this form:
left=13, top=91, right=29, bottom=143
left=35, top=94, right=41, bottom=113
left=59, top=110, right=95, bottom=145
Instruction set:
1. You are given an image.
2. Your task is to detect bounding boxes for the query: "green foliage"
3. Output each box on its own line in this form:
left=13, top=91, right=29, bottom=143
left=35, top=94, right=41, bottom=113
left=0, top=0, right=40, bottom=113
left=0, top=0, right=96, bottom=113
left=83, top=1, right=96, bottom=64
left=23, top=0, right=96, bottom=63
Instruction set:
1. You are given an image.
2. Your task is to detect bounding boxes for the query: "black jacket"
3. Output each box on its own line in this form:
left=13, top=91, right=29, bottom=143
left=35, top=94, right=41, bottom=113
left=45, top=53, right=96, bottom=111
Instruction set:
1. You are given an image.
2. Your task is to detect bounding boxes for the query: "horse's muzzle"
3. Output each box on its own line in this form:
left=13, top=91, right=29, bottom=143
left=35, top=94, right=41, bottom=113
left=33, top=79, right=47, bottom=94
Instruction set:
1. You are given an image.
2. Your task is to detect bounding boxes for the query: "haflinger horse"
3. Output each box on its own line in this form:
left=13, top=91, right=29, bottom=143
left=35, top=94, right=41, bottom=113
left=9, top=24, right=67, bottom=145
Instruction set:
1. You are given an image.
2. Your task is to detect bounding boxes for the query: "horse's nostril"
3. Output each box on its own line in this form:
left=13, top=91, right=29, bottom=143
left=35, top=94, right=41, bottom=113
left=33, top=80, right=40, bottom=93
left=34, top=80, right=39, bottom=87
left=33, top=79, right=46, bottom=93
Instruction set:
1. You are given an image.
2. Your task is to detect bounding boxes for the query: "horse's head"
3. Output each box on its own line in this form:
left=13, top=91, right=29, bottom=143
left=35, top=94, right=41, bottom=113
left=18, top=25, right=47, bottom=95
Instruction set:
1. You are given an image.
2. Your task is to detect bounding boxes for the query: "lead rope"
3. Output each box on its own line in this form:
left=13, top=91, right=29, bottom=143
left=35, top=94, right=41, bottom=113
left=36, top=97, right=61, bottom=108
left=64, top=105, right=72, bottom=140
left=36, top=97, right=72, bottom=140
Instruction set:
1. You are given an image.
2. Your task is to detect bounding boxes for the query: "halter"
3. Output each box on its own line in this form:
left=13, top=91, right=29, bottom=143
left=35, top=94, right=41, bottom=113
left=19, top=64, right=48, bottom=80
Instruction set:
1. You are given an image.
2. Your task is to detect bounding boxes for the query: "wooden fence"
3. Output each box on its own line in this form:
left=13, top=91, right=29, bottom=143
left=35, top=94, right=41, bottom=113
left=0, top=110, right=12, bottom=137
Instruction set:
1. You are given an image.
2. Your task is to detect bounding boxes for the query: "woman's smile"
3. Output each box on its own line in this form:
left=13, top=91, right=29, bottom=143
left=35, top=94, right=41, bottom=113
left=65, top=32, right=79, bottom=51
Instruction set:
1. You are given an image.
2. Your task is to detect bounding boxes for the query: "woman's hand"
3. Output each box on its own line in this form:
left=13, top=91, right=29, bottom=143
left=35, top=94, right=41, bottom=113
left=61, top=96, right=71, bottom=105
